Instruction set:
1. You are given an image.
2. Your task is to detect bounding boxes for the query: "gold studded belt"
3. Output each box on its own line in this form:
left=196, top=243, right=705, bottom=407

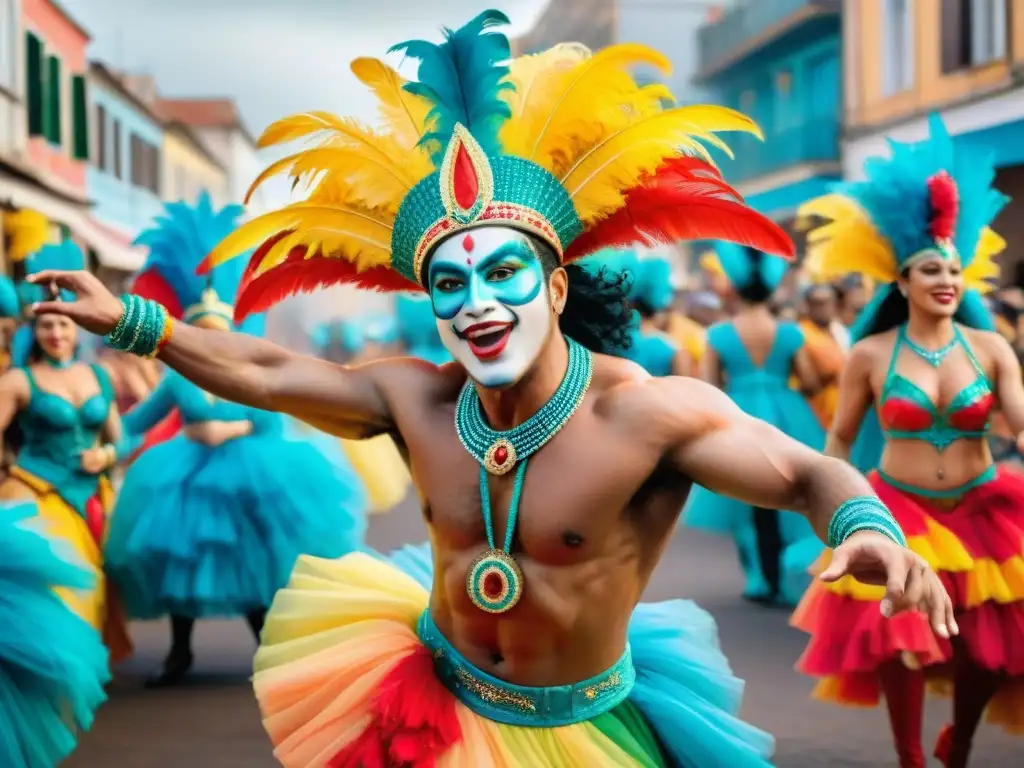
left=417, top=610, right=635, bottom=727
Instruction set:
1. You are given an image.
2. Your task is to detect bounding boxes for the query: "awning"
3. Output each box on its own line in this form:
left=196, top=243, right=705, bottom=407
left=1, top=170, right=145, bottom=272
left=74, top=216, right=146, bottom=272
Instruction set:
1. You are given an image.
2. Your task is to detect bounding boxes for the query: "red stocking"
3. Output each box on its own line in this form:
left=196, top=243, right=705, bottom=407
left=878, top=659, right=926, bottom=768
left=935, top=643, right=1003, bottom=768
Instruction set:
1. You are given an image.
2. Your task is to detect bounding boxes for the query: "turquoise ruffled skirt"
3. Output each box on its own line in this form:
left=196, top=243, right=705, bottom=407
left=0, top=502, right=109, bottom=768
left=106, top=425, right=368, bottom=619
left=384, top=542, right=775, bottom=767
left=684, top=384, right=825, bottom=605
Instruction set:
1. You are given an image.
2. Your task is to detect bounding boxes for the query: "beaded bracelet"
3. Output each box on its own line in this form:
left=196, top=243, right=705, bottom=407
left=105, top=295, right=172, bottom=358
left=827, top=495, right=907, bottom=549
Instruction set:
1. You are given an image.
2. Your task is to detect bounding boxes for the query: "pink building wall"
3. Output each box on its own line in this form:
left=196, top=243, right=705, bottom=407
left=22, top=0, right=89, bottom=193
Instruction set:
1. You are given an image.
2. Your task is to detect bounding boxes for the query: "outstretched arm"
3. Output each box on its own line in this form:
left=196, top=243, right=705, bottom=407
left=645, top=375, right=954, bottom=636
left=28, top=271, right=403, bottom=439
left=662, top=377, right=866, bottom=539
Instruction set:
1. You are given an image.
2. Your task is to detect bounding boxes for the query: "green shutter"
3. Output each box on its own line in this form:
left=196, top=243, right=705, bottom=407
left=72, top=75, right=89, bottom=160
left=25, top=32, right=44, bottom=135
left=46, top=55, right=61, bottom=146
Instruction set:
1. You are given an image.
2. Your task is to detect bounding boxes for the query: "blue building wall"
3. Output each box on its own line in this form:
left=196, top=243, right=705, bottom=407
left=86, top=77, right=163, bottom=236
left=697, top=4, right=842, bottom=217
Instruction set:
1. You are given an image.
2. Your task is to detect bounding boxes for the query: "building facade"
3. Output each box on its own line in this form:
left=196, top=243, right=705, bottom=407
left=2, top=0, right=92, bottom=272
left=85, top=61, right=162, bottom=275
left=694, top=0, right=843, bottom=225
left=843, top=0, right=1024, bottom=283
left=153, top=98, right=264, bottom=214
left=157, top=116, right=228, bottom=207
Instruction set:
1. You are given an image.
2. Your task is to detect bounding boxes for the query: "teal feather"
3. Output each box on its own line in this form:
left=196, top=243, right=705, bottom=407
left=23, top=241, right=86, bottom=303
left=134, top=191, right=247, bottom=309
left=833, top=113, right=1008, bottom=270
left=715, top=242, right=788, bottom=292
left=389, top=9, right=514, bottom=162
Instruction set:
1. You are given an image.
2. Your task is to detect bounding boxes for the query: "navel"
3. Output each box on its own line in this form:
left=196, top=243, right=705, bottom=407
left=562, top=530, right=585, bottom=548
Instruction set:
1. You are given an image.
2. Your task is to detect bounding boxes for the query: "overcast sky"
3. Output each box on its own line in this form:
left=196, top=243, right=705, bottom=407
left=61, top=0, right=548, bottom=134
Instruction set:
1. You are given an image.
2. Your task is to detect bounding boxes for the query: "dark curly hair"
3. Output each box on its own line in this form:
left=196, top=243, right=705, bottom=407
left=532, top=239, right=634, bottom=355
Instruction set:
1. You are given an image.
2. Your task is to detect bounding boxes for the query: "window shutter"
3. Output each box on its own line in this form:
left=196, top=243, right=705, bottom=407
left=72, top=75, right=89, bottom=160
left=95, top=104, right=107, bottom=170
left=940, top=0, right=967, bottom=73
left=46, top=55, right=61, bottom=145
left=25, top=32, right=44, bottom=135
left=151, top=143, right=162, bottom=194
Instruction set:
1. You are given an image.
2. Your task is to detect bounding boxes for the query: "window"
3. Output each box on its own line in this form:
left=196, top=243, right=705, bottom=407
left=942, top=0, right=1008, bottom=72
left=0, top=0, right=14, bottom=90
left=44, top=54, right=61, bottom=146
left=95, top=104, right=107, bottom=170
left=72, top=75, right=88, bottom=160
left=111, top=119, right=122, bottom=179
left=148, top=143, right=161, bottom=194
left=25, top=32, right=44, bottom=136
left=130, top=133, right=141, bottom=186
left=882, top=0, right=914, bottom=96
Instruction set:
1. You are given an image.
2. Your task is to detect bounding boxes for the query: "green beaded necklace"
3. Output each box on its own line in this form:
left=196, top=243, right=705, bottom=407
left=455, top=337, right=593, bottom=614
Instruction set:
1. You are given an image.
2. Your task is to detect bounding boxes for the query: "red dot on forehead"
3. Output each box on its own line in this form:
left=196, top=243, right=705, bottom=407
left=462, top=234, right=474, bottom=252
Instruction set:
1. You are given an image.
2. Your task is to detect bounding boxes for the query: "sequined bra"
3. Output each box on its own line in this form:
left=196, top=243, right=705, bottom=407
left=878, top=325, right=994, bottom=451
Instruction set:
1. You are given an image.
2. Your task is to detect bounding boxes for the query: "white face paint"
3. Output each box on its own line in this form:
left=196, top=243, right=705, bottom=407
left=427, top=226, right=553, bottom=388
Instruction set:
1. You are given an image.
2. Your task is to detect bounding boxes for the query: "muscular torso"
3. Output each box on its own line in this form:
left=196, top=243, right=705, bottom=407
left=863, top=327, right=997, bottom=493
left=386, top=356, right=692, bottom=686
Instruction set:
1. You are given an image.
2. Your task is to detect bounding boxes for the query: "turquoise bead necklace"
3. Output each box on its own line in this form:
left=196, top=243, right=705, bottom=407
left=455, top=337, right=593, bottom=614
left=900, top=325, right=958, bottom=367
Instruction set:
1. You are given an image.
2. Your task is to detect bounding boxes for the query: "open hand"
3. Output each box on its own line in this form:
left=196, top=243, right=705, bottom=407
left=27, top=270, right=124, bottom=336
left=821, top=530, right=957, bottom=639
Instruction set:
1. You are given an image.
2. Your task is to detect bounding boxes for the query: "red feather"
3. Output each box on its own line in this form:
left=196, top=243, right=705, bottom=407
left=131, top=270, right=184, bottom=319
left=565, top=156, right=795, bottom=261
left=233, top=243, right=422, bottom=322
left=927, top=170, right=958, bottom=241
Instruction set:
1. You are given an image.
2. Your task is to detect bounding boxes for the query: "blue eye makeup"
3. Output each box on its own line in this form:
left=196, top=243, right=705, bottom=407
left=429, top=241, right=544, bottom=320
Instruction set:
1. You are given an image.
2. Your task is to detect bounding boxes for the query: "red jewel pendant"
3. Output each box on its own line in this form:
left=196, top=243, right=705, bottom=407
left=484, top=439, right=516, bottom=476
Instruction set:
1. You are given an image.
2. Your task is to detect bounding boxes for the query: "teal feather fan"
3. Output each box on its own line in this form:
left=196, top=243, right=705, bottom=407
left=390, top=9, right=513, bottom=162
left=133, top=191, right=247, bottom=312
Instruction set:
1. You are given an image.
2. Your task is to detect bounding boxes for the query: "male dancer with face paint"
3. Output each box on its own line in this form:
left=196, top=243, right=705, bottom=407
left=29, top=12, right=956, bottom=767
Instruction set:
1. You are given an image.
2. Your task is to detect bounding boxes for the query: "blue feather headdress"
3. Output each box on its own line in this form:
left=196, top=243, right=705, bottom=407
left=799, top=114, right=1007, bottom=341
left=133, top=191, right=246, bottom=326
left=714, top=242, right=788, bottom=294
left=18, top=240, right=86, bottom=306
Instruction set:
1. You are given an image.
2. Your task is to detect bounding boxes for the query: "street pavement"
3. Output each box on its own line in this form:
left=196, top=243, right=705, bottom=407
left=69, top=493, right=1016, bottom=767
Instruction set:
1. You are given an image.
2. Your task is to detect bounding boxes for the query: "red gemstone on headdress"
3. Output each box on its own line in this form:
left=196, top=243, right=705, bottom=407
left=462, top=234, right=474, bottom=252
left=494, top=446, right=508, bottom=465
left=483, top=572, right=504, bottom=598
left=453, top=142, right=479, bottom=211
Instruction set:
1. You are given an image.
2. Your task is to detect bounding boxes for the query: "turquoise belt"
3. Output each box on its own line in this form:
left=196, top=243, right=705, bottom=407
left=417, top=611, right=635, bottom=728
left=877, top=464, right=996, bottom=500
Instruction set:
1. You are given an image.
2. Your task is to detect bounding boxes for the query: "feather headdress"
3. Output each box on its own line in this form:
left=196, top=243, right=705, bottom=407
left=2, top=209, right=49, bottom=263
left=19, top=240, right=86, bottom=306
left=798, top=114, right=1007, bottom=340
left=203, top=9, right=794, bottom=321
left=133, top=192, right=247, bottom=325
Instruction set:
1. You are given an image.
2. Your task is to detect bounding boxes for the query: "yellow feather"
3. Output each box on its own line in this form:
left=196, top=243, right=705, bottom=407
left=963, top=226, right=1004, bottom=293
left=563, top=106, right=761, bottom=224
left=247, top=117, right=432, bottom=218
left=257, top=111, right=363, bottom=148
left=517, top=43, right=672, bottom=172
left=350, top=57, right=433, bottom=151
left=2, top=209, right=50, bottom=262
left=798, top=195, right=899, bottom=284
left=205, top=204, right=393, bottom=275
left=500, top=43, right=592, bottom=155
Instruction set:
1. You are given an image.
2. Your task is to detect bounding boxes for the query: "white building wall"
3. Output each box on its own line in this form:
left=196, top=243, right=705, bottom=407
left=0, top=0, right=26, bottom=159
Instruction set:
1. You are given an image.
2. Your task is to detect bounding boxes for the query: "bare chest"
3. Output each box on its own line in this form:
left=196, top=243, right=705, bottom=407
left=402, top=408, right=684, bottom=564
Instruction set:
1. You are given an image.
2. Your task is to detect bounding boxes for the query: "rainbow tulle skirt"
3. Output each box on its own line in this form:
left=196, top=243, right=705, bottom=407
left=0, top=502, right=109, bottom=767
left=253, top=543, right=774, bottom=767
left=793, top=468, right=1024, bottom=734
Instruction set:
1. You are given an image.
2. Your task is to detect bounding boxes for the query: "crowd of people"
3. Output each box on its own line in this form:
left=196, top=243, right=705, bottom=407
left=0, top=8, right=1021, bottom=768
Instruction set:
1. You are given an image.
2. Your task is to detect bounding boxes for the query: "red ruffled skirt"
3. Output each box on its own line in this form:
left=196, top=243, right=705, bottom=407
left=792, top=468, right=1024, bottom=734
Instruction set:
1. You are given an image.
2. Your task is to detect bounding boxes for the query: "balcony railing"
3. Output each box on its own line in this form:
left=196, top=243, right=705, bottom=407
left=715, top=116, right=839, bottom=184
left=697, top=0, right=840, bottom=77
